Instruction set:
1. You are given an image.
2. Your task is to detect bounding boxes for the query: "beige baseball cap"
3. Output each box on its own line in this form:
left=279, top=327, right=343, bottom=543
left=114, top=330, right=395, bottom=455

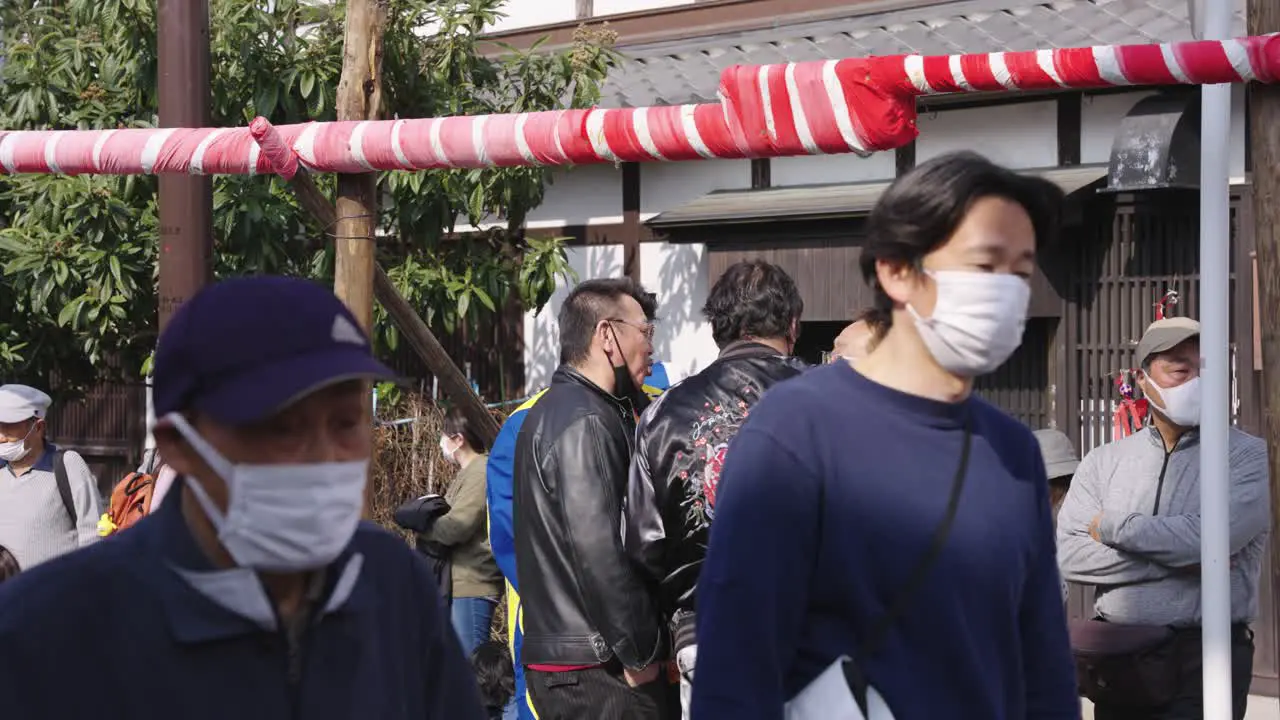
left=1136, top=317, right=1200, bottom=366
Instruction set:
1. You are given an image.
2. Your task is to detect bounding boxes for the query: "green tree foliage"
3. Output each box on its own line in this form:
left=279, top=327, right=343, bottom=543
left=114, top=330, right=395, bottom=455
left=0, top=0, right=610, bottom=389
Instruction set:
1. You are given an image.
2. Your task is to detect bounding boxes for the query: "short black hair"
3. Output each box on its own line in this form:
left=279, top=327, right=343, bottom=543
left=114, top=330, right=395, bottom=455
left=0, top=545, right=19, bottom=583
left=557, top=277, right=656, bottom=366
left=858, top=151, right=1063, bottom=329
left=702, top=261, right=803, bottom=348
left=442, top=407, right=488, bottom=454
left=471, top=641, right=515, bottom=711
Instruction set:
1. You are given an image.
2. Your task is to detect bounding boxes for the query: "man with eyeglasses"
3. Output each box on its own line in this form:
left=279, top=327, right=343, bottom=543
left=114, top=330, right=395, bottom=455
left=512, top=277, right=672, bottom=719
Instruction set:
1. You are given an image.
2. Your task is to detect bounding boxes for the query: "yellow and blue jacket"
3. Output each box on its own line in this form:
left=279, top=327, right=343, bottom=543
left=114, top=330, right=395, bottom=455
left=486, top=365, right=668, bottom=718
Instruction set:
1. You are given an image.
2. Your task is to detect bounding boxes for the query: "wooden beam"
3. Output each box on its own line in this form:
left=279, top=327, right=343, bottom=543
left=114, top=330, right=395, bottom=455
left=333, top=0, right=387, bottom=333
left=894, top=140, right=916, bottom=176
left=751, top=158, right=771, bottom=189
left=373, top=265, right=501, bottom=446
left=622, top=162, right=642, bottom=282
left=1247, top=0, right=1280, bottom=649
left=1057, top=92, right=1083, bottom=167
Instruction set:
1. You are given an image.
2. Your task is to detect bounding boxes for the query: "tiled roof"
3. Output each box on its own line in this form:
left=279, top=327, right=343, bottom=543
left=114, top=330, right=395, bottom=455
left=601, top=0, right=1247, bottom=108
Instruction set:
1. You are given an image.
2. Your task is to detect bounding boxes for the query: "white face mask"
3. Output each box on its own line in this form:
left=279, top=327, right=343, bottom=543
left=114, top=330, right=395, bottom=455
left=908, top=270, right=1031, bottom=377
left=1147, top=375, right=1201, bottom=427
left=166, top=413, right=368, bottom=572
left=0, top=423, right=33, bottom=463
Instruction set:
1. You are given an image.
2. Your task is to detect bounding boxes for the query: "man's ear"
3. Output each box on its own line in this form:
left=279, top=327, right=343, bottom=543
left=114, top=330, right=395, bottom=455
left=873, top=258, right=922, bottom=308
left=153, top=418, right=198, bottom=476
left=598, top=321, right=617, bottom=358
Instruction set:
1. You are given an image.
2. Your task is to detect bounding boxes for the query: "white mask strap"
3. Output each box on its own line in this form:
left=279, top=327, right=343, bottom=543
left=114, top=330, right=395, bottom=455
left=162, top=413, right=242, bottom=530
left=164, top=413, right=235, bottom=482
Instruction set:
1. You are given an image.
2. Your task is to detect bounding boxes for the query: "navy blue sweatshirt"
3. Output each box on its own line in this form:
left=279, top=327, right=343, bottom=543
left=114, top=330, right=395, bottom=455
left=690, top=363, right=1078, bottom=719
left=0, top=485, right=486, bottom=720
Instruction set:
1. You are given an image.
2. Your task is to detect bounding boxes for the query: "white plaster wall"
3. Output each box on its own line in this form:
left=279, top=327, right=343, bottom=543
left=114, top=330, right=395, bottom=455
left=640, top=242, right=718, bottom=383
left=640, top=159, right=752, bottom=217
left=481, top=0, right=692, bottom=33
left=770, top=149, right=896, bottom=187
left=916, top=101, right=1059, bottom=169
left=593, top=0, right=692, bottom=16
left=523, top=244, right=626, bottom=391
left=525, top=165, right=625, bottom=227
left=520, top=242, right=717, bottom=391
left=486, top=0, right=577, bottom=34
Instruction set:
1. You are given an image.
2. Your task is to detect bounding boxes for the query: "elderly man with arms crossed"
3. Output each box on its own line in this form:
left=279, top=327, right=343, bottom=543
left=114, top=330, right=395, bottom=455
left=1057, top=317, right=1270, bottom=720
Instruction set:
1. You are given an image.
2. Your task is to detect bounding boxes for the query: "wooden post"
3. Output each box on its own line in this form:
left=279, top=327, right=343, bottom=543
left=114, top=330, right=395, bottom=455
left=333, top=0, right=386, bottom=516
left=1247, top=0, right=1280, bottom=633
left=333, top=0, right=387, bottom=332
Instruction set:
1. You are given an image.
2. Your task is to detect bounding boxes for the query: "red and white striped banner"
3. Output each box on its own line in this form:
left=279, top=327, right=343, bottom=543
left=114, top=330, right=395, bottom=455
left=1, top=34, right=1276, bottom=176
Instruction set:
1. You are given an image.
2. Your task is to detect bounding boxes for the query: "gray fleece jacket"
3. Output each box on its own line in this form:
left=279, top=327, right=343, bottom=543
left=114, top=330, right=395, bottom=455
left=1056, top=425, right=1270, bottom=627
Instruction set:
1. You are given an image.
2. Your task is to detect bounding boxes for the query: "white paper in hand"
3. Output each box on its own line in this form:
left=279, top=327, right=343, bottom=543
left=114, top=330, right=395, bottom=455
left=783, top=657, right=896, bottom=720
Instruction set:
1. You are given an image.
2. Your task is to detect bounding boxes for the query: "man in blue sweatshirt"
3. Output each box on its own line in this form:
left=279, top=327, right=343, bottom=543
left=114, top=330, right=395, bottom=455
left=691, top=152, right=1078, bottom=719
left=0, top=276, right=486, bottom=720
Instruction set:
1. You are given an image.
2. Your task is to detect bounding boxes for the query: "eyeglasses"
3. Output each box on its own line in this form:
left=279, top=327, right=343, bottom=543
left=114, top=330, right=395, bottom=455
left=608, top=317, right=655, bottom=341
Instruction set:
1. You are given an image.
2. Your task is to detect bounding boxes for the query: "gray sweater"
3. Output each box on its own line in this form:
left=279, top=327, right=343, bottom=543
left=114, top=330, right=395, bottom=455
left=1056, top=426, right=1270, bottom=627
left=0, top=446, right=102, bottom=570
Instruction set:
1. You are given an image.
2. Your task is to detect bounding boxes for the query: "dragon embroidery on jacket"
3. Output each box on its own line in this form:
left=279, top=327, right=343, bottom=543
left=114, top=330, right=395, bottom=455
left=670, top=385, right=759, bottom=529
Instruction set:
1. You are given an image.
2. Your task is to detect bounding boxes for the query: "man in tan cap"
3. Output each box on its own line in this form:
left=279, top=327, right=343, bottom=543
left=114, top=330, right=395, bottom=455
left=1056, top=317, right=1270, bottom=719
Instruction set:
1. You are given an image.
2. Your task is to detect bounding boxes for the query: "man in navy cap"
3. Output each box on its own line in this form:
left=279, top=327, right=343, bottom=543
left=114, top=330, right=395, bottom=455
left=0, top=276, right=486, bottom=720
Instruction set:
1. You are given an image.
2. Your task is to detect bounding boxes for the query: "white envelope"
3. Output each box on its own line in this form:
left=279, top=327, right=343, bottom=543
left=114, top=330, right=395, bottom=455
left=783, top=657, right=896, bottom=720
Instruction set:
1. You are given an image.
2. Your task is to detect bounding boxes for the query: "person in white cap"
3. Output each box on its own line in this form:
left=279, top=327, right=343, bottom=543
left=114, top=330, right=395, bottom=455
left=1057, top=317, right=1270, bottom=719
left=0, top=384, right=102, bottom=569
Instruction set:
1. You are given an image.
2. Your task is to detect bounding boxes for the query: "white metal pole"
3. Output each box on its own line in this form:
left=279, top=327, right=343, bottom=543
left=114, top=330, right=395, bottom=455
left=144, top=375, right=156, bottom=452
left=1199, top=0, right=1234, bottom=717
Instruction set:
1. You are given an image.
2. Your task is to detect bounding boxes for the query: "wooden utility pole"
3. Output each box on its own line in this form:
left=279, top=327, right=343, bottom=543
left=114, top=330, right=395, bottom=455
left=333, top=0, right=387, bottom=332
left=156, top=0, right=213, bottom=328
left=320, top=0, right=498, bottom=447
left=1248, top=0, right=1280, bottom=613
left=333, top=0, right=386, bottom=516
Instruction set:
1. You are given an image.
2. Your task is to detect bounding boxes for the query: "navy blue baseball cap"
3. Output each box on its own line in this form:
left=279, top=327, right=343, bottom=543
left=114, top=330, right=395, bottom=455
left=153, top=276, right=396, bottom=424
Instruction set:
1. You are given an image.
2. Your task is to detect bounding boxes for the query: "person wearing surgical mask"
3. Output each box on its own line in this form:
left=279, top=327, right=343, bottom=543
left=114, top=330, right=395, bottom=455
left=1057, top=317, right=1269, bottom=719
left=513, top=277, right=671, bottom=719
left=428, top=408, right=501, bottom=656
left=0, top=276, right=486, bottom=720
left=0, top=383, right=101, bottom=570
left=691, top=152, right=1079, bottom=719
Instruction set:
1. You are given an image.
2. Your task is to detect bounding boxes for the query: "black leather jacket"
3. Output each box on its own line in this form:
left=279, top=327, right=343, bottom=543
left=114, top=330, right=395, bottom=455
left=513, top=366, right=664, bottom=669
left=624, top=342, right=806, bottom=628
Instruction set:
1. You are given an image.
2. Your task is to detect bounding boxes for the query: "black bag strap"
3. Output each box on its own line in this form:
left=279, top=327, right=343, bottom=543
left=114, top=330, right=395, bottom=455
left=838, top=417, right=973, bottom=707
left=53, top=450, right=76, bottom=528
